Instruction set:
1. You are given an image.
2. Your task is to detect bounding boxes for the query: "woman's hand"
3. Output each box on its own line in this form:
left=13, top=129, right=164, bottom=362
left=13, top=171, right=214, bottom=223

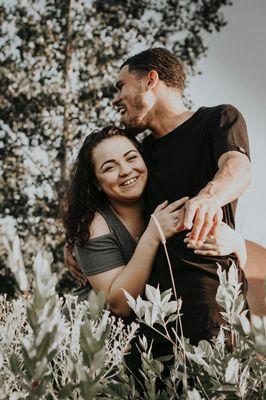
left=184, top=222, right=247, bottom=269
left=148, top=197, right=189, bottom=242
left=63, top=244, right=88, bottom=287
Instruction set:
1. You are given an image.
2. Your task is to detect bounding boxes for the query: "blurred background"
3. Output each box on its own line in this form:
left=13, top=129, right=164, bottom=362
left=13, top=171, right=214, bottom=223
left=0, top=0, right=265, bottom=309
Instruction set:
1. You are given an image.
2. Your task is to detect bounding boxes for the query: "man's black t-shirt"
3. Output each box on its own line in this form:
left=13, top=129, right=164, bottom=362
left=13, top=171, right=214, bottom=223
left=142, top=104, right=250, bottom=338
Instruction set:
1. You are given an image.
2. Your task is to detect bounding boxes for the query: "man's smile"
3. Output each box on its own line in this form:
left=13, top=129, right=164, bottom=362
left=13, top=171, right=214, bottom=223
left=117, top=105, right=127, bottom=115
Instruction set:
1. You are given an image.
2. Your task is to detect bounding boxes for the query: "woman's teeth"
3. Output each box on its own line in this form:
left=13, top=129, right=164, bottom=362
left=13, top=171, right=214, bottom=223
left=122, top=177, right=137, bottom=186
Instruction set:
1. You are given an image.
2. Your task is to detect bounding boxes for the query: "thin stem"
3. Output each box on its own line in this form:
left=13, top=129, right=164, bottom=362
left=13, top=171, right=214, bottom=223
left=196, top=376, right=211, bottom=400
left=138, top=319, right=178, bottom=349
left=162, top=243, right=178, bottom=303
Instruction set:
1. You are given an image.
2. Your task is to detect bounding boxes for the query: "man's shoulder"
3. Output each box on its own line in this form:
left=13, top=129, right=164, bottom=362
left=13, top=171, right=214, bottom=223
left=200, top=104, right=240, bottom=117
left=199, top=104, right=243, bottom=128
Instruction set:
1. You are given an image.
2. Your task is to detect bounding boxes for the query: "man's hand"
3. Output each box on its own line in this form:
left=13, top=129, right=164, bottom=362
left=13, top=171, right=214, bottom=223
left=176, top=194, right=223, bottom=246
left=63, top=245, right=87, bottom=287
left=176, top=150, right=250, bottom=246
left=184, top=222, right=247, bottom=269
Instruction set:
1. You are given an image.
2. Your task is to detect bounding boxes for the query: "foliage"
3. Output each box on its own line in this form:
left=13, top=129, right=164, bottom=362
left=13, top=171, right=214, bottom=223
left=0, top=235, right=139, bottom=399
left=123, top=263, right=266, bottom=399
left=0, top=0, right=233, bottom=295
left=1, top=235, right=265, bottom=399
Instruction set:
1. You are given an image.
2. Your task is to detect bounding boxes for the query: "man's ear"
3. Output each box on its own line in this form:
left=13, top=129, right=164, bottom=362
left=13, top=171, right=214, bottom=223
left=147, top=70, right=159, bottom=90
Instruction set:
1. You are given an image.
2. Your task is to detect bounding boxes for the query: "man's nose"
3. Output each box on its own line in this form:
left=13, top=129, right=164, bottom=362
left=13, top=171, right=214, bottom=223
left=112, top=92, right=120, bottom=107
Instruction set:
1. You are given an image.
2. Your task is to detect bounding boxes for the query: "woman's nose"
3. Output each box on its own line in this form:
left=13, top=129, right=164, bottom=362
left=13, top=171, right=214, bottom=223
left=119, top=162, right=132, bottom=176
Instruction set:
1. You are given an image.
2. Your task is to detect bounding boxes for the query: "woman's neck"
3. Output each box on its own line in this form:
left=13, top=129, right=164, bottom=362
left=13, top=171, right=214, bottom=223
left=109, top=198, right=146, bottom=241
left=110, top=198, right=144, bottom=220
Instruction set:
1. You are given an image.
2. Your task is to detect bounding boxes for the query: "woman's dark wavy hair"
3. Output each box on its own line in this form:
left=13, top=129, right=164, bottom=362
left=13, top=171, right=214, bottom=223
left=61, top=126, right=141, bottom=247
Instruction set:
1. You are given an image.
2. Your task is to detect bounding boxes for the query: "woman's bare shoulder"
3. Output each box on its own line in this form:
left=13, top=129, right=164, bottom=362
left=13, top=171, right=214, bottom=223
left=89, top=212, right=110, bottom=239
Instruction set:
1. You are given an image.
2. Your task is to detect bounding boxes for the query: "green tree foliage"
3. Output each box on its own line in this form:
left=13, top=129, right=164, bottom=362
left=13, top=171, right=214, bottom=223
left=0, top=0, right=232, bottom=294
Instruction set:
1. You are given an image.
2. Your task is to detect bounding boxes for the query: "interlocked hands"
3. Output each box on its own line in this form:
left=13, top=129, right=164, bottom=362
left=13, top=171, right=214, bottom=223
left=176, top=193, right=223, bottom=246
left=184, top=222, right=240, bottom=259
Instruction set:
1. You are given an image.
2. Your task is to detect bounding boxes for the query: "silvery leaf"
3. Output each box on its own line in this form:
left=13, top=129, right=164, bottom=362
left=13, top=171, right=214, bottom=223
left=225, top=358, right=239, bottom=384
left=145, top=284, right=160, bottom=304
left=187, top=388, right=203, bottom=399
left=121, top=289, right=136, bottom=313
left=228, top=261, right=238, bottom=286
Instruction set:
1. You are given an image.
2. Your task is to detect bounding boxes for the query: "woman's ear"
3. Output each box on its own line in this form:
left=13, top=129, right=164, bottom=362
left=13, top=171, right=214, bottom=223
left=93, top=178, right=102, bottom=191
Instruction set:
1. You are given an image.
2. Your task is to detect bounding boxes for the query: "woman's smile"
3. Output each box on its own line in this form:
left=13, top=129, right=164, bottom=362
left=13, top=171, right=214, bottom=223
left=120, top=176, right=139, bottom=187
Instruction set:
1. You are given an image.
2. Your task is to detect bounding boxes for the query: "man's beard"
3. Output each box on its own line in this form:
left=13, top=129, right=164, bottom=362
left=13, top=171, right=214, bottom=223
left=123, top=95, right=151, bottom=137
left=124, top=123, right=146, bottom=138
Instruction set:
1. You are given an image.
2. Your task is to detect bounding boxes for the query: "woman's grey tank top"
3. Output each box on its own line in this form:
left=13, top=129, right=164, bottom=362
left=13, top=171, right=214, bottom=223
left=73, top=200, right=137, bottom=301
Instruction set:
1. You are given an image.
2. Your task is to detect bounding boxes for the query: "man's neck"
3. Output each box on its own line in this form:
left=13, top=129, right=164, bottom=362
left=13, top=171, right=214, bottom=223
left=147, top=95, right=194, bottom=138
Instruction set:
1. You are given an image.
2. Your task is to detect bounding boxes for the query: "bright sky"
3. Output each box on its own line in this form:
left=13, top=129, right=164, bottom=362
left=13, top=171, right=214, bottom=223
left=187, top=0, right=266, bottom=246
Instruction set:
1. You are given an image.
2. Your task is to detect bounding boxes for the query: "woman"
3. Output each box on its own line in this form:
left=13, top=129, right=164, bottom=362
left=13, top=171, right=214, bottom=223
left=62, top=126, right=247, bottom=318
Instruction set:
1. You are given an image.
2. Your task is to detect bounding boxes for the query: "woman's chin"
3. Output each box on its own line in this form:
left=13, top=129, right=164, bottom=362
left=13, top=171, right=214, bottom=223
left=118, top=191, right=143, bottom=203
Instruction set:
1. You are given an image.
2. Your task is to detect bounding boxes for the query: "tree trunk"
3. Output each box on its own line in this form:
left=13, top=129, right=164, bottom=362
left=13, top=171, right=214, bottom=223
left=60, top=0, right=73, bottom=192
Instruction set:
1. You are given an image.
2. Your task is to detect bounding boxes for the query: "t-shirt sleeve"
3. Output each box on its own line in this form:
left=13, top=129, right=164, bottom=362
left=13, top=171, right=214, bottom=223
left=75, top=233, right=125, bottom=276
left=209, top=104, right=250, bottom=164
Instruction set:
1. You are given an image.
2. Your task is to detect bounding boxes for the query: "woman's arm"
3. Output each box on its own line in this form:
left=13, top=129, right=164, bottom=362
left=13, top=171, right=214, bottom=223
left=84, top=197, right=188, bottom=317
left=184, top=222, right=247, bottom=270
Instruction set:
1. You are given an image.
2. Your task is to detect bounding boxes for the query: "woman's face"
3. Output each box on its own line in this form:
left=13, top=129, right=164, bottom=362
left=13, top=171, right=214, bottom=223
left=92, top=136, right=148, bottom=204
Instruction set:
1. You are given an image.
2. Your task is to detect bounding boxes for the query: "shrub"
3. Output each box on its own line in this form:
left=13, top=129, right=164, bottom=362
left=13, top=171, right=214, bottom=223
left=1, top=235, right=265, bottom=399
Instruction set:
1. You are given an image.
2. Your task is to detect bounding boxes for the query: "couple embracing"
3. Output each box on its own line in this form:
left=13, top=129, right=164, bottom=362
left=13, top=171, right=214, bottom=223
left=62, top=48, right=251, bottom=377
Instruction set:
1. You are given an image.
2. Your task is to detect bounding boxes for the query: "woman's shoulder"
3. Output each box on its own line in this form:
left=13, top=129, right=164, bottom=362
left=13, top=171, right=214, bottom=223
left=89, top=211, right=111, bottom=239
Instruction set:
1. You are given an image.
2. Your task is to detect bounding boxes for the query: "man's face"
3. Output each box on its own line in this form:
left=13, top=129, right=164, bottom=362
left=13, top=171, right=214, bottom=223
left=112, top=65, right=153, bottom=134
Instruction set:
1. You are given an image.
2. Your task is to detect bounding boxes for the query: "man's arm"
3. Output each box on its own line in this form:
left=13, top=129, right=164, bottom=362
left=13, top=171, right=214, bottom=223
left=179, top=150, right=251, bottom=245
left=64, top=245, right=88, bottom=287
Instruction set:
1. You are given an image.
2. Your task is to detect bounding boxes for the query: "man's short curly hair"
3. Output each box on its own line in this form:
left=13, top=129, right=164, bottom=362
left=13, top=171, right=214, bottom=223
left=121, top=48, right=186, bottom=92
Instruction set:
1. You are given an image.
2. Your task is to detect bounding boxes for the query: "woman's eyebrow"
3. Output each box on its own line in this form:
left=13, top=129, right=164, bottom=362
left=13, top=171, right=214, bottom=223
left=100, top=150, right=137, bottom=170
left=124, top=149, right=137, bottom=157
left=100, top=159, right=116, bottom=170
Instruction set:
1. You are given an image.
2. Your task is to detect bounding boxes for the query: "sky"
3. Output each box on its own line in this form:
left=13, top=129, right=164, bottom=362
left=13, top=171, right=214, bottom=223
left=187, top=0, right=266, bottom=246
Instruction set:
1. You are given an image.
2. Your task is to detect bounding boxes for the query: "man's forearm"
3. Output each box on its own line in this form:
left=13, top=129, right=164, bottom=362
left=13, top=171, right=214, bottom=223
left=182, top=152, right=251, bottom=245
left=199, top=152, right=251, bottom=207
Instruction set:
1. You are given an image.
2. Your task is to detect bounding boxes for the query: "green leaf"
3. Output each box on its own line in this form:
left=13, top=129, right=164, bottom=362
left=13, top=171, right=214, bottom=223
left=9, top=353, right=22, bottom=375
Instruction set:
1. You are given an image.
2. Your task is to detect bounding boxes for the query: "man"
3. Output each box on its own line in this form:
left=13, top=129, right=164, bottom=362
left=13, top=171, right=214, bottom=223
left=67, top=47, right=251, bottom=343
